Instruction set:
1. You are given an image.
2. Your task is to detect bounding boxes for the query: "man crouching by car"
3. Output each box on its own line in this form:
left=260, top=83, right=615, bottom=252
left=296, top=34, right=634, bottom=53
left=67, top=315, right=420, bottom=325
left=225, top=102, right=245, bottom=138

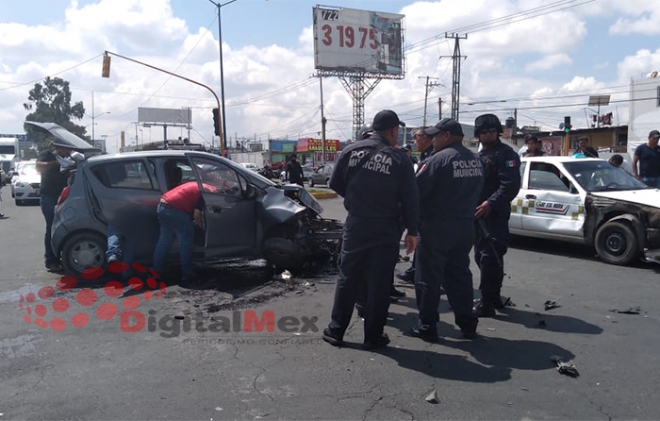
left=152, top=181, right=217, bottom=282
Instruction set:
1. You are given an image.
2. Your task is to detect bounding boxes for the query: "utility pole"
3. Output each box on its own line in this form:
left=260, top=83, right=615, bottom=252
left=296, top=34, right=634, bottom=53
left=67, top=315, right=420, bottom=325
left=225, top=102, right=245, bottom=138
left=420, top=76, right=443, bottom=127
left=438, top=98, right=443, bottom=120
left=513, top=108, right=518, bottom=135
left=442, top=33, right=467, bottom=121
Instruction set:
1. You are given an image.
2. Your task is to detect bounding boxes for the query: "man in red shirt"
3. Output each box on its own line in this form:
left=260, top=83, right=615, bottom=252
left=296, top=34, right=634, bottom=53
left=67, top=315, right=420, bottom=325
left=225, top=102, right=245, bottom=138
left=152, top=181, right=216, bottom=281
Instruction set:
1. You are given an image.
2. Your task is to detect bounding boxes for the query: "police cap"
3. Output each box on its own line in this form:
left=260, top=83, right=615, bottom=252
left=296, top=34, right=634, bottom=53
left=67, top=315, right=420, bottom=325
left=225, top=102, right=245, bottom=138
left=424, top=118, right=464, bottom=137
left=372, top=110, right=405, bottom=131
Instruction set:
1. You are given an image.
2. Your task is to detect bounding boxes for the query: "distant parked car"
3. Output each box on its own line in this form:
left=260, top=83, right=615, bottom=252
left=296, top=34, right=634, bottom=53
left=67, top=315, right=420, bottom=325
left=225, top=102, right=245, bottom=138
left=239, top=162, right=259, bottom=172
left=13, top=161, right=41, bottom=205
left=308, top=164, right=335, bottom=187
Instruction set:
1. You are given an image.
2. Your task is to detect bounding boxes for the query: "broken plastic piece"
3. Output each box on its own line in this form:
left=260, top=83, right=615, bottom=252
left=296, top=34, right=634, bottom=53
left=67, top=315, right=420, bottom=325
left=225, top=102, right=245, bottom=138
left=544, top=300, right=561, bottom=311
left=425, top=389, right=439, bottom=404
left=550, top=355, right=579, bottom=377
left=609, top=306, right=640, bottom=315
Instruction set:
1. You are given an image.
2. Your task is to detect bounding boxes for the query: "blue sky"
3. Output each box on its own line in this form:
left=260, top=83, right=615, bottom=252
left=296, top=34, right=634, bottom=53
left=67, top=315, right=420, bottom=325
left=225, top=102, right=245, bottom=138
left=1, top=0, right=660, bottom=152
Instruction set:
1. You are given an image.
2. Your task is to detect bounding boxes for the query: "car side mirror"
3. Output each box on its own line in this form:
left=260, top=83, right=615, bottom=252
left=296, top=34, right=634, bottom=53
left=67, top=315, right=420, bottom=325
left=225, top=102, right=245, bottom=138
left=243, top=184, right=258, bottom=200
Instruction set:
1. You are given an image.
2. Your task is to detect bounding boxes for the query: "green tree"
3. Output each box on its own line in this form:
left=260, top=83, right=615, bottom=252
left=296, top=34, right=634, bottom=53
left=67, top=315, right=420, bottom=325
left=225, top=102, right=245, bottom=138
left=23, top=77, right=87, bottom=147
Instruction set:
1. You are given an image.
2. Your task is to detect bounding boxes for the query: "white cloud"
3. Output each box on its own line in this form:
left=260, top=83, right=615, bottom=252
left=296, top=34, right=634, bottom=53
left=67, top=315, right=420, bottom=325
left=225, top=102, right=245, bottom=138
left=525, top=54, right=572, bottom=72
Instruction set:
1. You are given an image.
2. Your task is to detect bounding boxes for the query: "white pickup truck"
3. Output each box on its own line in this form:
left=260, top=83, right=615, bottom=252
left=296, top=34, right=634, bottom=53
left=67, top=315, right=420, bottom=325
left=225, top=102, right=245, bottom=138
left=510, top=156, right=660, bottom=266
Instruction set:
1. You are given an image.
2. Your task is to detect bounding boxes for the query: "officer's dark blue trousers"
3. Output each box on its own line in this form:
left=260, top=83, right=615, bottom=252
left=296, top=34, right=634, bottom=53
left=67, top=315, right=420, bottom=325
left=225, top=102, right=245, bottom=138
left=415, top=218, right=477, bottom=330
left=328, top=215, right=400, bottom=342
left=474, top=216, right=510, bottom=300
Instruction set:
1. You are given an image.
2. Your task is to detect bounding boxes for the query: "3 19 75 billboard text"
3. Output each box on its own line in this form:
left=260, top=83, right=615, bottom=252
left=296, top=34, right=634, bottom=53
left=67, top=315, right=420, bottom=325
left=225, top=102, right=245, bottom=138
left=321, top=25, right=378, bottom=50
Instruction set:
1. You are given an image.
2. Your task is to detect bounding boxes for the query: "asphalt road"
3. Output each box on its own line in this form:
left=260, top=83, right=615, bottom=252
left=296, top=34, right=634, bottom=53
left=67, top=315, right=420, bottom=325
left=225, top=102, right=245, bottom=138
left=1, top=186, right=659, bottom=420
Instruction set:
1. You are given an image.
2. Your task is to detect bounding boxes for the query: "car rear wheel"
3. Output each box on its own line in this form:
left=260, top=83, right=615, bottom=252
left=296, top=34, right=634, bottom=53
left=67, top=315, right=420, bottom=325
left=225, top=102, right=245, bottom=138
left=595, top=221, right=639, bottom=266
left=61, top=232, right=107, bottom=277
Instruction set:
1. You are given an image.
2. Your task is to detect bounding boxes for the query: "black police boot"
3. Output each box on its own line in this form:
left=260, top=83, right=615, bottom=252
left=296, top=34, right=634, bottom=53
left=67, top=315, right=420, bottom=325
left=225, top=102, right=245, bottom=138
left=322, top=328, right=344, bottom=347
left=390, top=285, right=406, bottom=298
left=355, top=303, right=365, bottom=318
left=363, top=333, right=390, bottom=350
left=473, top=298, right=496, bottom=318
left=410, top=323, right=439, bottom=343
left=492, top=294, right=507, bottom=309
left=395, top=268, right=414, bottom=284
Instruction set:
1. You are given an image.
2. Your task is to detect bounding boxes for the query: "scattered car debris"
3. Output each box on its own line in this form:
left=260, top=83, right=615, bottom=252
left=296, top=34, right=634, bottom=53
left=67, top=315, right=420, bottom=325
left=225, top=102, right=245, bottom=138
left=521, top=387, right=529, bottom=391
left=551, top=355, right=579, bottom=377
left=609, top=306, right=641, bottom=315
left=281, top=271, right=292, bottom=280
left=425, top=390, right=439, bottom=404
left=544, top=300, right=561, bottom=311
left=486, top=328, right=496, bottom=331
left=302, top=281, right=315, bottom=287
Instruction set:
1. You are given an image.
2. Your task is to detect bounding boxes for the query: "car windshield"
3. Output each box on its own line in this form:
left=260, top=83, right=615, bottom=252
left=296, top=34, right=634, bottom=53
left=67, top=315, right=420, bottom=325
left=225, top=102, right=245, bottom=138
left=563, top=160, right=649, bottom=192
left=20, top=163, right=37, bottom=175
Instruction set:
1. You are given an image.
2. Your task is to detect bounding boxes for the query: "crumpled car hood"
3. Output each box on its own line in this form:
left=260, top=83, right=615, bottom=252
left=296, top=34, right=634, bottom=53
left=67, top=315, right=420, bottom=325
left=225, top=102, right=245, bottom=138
left=591, top=189, right=660, bottom=209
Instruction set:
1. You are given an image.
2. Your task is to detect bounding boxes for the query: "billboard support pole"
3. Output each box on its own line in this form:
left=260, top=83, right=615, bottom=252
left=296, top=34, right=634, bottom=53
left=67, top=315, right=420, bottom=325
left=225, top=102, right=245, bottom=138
left=339, top=75, right=381, bottom=141
left=319, top=75, right=327, bottom=165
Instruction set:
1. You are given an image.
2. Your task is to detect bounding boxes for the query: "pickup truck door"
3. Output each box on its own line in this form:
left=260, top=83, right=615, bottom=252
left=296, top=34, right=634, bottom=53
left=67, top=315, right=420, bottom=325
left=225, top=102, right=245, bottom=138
left=519, top=162, right=585, bottom=238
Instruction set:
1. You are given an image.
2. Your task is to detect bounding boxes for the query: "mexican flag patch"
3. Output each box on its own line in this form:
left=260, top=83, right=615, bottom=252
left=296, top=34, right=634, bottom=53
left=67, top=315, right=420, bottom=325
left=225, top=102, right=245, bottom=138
left=505, top=160, right=518, bottom=168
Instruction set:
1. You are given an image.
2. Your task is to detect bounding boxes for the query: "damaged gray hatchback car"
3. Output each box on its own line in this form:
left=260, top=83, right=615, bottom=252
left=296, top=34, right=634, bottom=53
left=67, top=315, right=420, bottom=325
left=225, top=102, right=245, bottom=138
left=34, top=126, right=343, bottom=278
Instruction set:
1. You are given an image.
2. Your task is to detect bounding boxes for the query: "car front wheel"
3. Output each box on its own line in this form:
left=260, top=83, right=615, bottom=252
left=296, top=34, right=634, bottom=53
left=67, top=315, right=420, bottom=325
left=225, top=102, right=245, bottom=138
left=61, top=232, right=107, bottom=277
left=594, top=221, right=639, bottom=266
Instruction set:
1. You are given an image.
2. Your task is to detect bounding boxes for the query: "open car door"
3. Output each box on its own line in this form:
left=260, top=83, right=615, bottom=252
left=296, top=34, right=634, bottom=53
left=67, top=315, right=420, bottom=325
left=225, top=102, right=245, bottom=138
left=188, top=155, right=257, bottom=258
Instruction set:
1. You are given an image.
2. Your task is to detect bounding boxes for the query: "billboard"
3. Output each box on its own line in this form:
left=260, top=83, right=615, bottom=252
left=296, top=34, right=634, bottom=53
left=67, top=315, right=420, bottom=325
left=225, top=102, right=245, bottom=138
left=138, top=107, right=192, bottom=126
left=313, top=6, right=404, bottom=76
left=297, top=138, right=340, bottom=153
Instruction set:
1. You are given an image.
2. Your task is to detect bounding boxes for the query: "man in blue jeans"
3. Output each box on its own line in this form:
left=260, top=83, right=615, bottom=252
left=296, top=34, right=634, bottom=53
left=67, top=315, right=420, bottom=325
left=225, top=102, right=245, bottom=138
left=36, top=142, right=69, bottom=272
left=152, top=181, right=216, bottom=282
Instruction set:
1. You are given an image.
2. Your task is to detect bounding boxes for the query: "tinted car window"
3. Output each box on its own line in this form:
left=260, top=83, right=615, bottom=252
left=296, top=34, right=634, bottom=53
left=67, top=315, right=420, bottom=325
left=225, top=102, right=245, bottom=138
left=92, top=160, right=154, bottom=190
left=529, top=163, right=569, bottom=192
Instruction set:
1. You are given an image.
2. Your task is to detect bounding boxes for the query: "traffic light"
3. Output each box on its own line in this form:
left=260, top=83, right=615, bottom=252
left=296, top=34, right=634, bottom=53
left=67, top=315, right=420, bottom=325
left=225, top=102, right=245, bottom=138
left=563, top=116, right=572, bottom=133
left=102, top=54, right=111, bottom=78
left=212, top=108, right=219, bottom=136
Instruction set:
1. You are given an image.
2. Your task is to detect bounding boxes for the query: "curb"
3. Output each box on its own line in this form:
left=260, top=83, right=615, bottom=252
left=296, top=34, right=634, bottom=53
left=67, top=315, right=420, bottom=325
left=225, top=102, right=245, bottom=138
left=309, top=192, right=338, bottom=200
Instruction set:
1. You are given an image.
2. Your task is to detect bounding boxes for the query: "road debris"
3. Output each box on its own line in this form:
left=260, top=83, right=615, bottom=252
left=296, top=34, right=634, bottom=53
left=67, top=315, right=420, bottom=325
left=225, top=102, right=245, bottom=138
left=544, top=300, right=561, bottom=311
left=537, top=320, right=547, bottom=328
left=486, top=328, right=496, bottom=331
left=550, top=355, right=579, bottom=377
left=521, top=387, right=529, bottom=391
left=425, top=389, right=439, bottom=404
left=609, top=306, right=641, bottom=315
left=281, top=270, right=292, bottom=280
left=303, top=282, right=315, bottom=287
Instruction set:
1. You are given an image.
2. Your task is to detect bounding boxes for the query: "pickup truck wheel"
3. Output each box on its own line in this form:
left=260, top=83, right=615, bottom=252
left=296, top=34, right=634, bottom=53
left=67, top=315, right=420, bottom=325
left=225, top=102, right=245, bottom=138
left=61, top=232, right=107, bottom=277
left=595, top=221, right=639, bottom=266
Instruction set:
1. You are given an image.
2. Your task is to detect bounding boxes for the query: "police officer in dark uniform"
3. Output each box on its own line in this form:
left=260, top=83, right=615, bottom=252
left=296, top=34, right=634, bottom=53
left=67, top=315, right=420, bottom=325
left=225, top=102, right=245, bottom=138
left=411, top=118, right=484, bottom=342
left=323, top=110, right=419, bottom=350
left=472, top=114, right=522, bottom=317
left=395, top=127, right=434, bottom=283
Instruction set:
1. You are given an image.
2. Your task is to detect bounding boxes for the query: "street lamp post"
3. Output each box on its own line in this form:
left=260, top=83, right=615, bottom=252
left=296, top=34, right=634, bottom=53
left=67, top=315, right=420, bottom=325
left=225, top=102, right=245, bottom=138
left=209, top=0, right=239, bottom=152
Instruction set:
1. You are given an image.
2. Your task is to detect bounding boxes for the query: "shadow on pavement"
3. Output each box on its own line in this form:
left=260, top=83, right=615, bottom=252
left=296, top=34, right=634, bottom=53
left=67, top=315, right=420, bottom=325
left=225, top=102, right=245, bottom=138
left=375, top=346, right=513, bottom=384
left=492, top=307, right=604, bottom=334
left=509, top=235, right=598, bottom=262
